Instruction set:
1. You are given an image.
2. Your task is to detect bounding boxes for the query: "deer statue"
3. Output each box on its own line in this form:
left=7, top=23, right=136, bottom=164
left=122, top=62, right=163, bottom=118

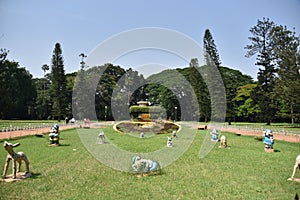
left=2, top=141, right=30, bottom=179
left=291, top=155, right=300, bottom=180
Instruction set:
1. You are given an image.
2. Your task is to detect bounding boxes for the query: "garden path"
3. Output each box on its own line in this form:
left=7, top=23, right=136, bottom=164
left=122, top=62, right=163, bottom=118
left=192, top=124, right=300, bottom=143
left=0, top=124, right=77, bottom=140
left=1, top=122, right=299, bottom=143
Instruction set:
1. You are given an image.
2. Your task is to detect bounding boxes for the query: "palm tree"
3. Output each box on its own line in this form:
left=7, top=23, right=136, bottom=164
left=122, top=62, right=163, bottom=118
left=41, top=64, right=49, bottom=102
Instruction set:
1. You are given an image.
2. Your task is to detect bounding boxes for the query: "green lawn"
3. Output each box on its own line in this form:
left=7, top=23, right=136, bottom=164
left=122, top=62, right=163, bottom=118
left=0, top=125, right=299, bottom=199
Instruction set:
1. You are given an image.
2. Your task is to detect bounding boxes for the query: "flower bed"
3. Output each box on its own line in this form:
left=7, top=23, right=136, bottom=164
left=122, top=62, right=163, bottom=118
left=116, top=121, right=179, bottom=134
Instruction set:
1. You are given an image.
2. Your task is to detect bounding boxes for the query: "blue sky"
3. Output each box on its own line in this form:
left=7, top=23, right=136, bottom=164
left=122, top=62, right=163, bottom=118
left=1, top=0, right=300, bottom=79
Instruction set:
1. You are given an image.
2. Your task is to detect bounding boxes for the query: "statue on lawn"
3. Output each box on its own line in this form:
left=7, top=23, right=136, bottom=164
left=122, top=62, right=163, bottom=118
left=131, top=155, right=160, bottom=177
left=263, top=129, right=274, bottom=152
left=210, top=129, right=219, bottom=142
left=2, top=141, right=30, bottom=179
left=97, top=129, right=105, bottom=144
left=49, top=124, right=60, bottom=146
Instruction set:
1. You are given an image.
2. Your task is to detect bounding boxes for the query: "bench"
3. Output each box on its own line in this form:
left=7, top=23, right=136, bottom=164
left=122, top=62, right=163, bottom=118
left=198, top=125, right=207, bottom=130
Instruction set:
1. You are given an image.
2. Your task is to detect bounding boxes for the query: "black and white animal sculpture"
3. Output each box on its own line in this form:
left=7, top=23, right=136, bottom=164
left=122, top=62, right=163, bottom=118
left=167, top=137, right=173, bottom=147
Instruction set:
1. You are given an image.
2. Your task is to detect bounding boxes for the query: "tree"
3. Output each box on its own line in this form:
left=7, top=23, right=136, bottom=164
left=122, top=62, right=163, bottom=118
left=65, top=72, right=76, bottom=118
left=203, top=29, right=221, bottom=67
left=203, top=30, right=226, bottom=122
left=94, top=64, right=126, bottom=120
left=50, top=43, right=68, bottom=121
left=41, top=64, right=49, bottom=95
left=0, top=50, right=36, bottom=119
left=245, top=18, right=277, bottom=125
left=219, top=67, right=254, bottom=123
left=146, top=68, right=201, bottom=121
left=188, top=58, right=210, bottom=122
left=271, top=25, right=300, bottom=124
left=34, top=75, right=51, bottom=119
left=233, top=84, right=260, bottom=121
left=123, top=68, right=145, bottom=106
left=38, top=64, right=50, bottom=119
left=0, top=49, right=9, bottom=64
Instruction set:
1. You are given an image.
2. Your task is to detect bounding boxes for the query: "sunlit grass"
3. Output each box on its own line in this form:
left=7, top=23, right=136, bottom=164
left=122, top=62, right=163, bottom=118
left=0, top=126, right=299, bottom=199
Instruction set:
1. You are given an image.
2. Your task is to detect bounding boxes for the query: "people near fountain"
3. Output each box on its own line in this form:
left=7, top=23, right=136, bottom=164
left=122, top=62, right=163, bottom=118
left=65, top=116, right=69, bottom=125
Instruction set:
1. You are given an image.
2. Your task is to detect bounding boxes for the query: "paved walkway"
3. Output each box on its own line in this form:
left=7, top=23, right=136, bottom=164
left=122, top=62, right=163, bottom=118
left=0, top=125, right=77, bottom=140
left=2, top=122, right=299, bottom=143
left=192, top=124, right=300, bottom=143
left=218, top=126, right=300, bottom=143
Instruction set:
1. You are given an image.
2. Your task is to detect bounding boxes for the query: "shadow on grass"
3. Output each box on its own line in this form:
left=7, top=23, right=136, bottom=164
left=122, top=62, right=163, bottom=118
left=58, top=144, right=71, bottom=147
left=30, top=172, right=41, bottom=179
left=47, top=143, right=71, bottom=147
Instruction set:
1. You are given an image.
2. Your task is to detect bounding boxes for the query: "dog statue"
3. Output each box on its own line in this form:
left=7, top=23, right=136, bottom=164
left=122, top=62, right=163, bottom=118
left=97, top=129, right=105, bottom=144
left=2, top=141, right=30, bottom=179
left=263, top=129, right=274, bottom=152
left=131, top=155, right=160, bottom=177
left=167, top=137, right=173, bottom=147
left=219, top=135, right=228, bottom=148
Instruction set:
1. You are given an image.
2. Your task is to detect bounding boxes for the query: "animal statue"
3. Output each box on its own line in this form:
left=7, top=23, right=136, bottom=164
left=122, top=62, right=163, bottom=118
left=131, top=155, right=160, bottom=176
left=97, top=129, right=105, bottom=144
left=2, top=141, right=30, bottom=179
left=140, top=132, right=145, bottom=138
left=167, top=137, right=173, bottom=147
left=172, top=130, right=177, bottom=138
left=219, top=135, right=228, bottom=148
left=291, top=155, right=300, bottom=179
left=210, top=129, right=219, bottom=141
left=263, top=129, right=274, bottom=149
left=49, top=124, right=60, bottom=145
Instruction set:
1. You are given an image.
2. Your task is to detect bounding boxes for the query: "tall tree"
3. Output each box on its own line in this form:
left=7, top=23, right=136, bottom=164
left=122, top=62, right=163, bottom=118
left=203, top=29, right=221, bottom=67
left=271, top=25, right=300, bottom=124
left=39, top=64, right=50, bottom=119
left=203, top=30, right=226, bottom=122
left=50, top=43, right=67, bottom=121
left=0, top=49, right=36, bottom=119
left=94, top=64, right=126, bottom=120
left=245, top=18, right=277, bottom=125
left=123, top=68, right=145, bottom=106
left=188, top=58, right=210, bottom=122
left=34, top=77, right=51, bottom=119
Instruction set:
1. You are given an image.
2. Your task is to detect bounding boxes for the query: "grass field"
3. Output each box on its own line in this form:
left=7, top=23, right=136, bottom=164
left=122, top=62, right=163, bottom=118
left=0, top=125, right=299, bottom=199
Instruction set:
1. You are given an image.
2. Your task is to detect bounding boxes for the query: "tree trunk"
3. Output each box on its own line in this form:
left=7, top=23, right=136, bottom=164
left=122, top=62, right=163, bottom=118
left=291, top=103, right=294, bottom=125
